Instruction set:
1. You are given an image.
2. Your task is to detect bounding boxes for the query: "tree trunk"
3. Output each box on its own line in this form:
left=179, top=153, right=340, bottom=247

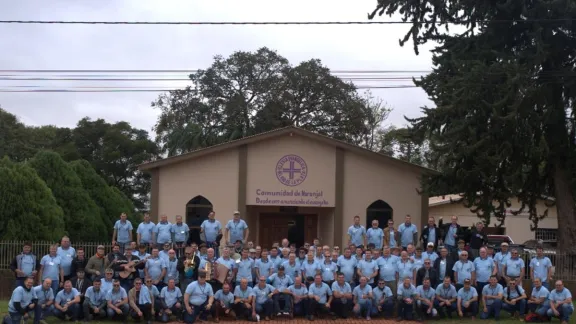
left=552, top=161, right=576, bottom=254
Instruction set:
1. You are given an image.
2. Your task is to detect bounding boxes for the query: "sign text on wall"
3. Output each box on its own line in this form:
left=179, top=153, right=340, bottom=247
left=255, top=189, right=329, bottom=206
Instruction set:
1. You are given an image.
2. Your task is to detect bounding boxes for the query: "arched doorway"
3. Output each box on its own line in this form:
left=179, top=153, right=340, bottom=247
left=366, top=200, right=393, bottom=229
left=186, top=196, right=213, bottom=245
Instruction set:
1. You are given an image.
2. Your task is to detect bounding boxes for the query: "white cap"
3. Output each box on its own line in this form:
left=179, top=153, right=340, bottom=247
left=427, top=242, right=434, bottom=247
left=233, top=210, right=240, bottom=215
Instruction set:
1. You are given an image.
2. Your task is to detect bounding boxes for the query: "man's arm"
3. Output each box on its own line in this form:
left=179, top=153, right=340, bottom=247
left=244, top=228, right=250, bottom=243
left=112, top=227, right=117, bottom=244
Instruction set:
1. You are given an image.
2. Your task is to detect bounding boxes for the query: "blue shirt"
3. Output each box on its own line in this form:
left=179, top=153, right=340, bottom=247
left=56, top=247, right=76, bottom=276
left=282, top=261, right=301, bottom=281
left=530, top=286, right=550, bottom=303
left=233, top=286, right=253, bottom=300
left=100, top=279, right=114, bottom=294
left=445, top=225, right=458, bottom=246
left=549, top=288, right=573, bottom=310
left=225, top=220, right=248, bottom=243
left=255, top=258, right=273, bottom=277
left=331, top=282, right=352, bottom=295
left=114, top=220, right=133, bottom=243
left=357, top=259, right=378, bottom=284
left=482, top=284, right=503, bottom=305
left=337, top=256, right=357, bottom=282
left=105, top=287, right=127, bottom=304
left=387, top=229, right=398, bottom=248
left=267, top=256, right=283, bottom=273
left=426, top=227, right=437, bottom=244
left=473, top=257, right=495, bottom=282
left=268, top=273, right=293, bottom=290
left=378, top=256, right=398, bottom=282
left=56, top=288, right=79, bottom=306
left=155, top=221, right=173, bottom=244
left=308, top=283, right=332, bottom=304
left=504, top=258, right=525, bottom=277
left=397, top=260, right=415, bottom=280
left=236, top=258, right=254, bottom=282
left=301, top=260, right=321, bottom=278
left=529, top=257, right=552, bottom=282
left=164, top=258, right=179, bottom=284
left=504, top=285, right=525, bottom=299
left=137, top=285, right=153, bottom=305
left=398, top=223, right=418, bottom=247
left=8, top=286, right=37, bottom=313
left=214, top=290, right=234, bottom=308
left=288, top=284, right=308, bottom=301
left=34, top=285, right=54, bottom=305
left=40, top=255, right=61, bottom=280
left=457, top=287, right=478, bottom=302
left=397, top=284, right=417, bottom=299
left=372, top=285, right=393, bottom=302
left=85, top=286, right=106, bottom=307
left=347, top=225, right=366, bottom=246
left=145, top=257, right=167, bottom=281
left=453, top=260, right=476, bottom=284
left=18, top=253, right=36, bottom=277
left=353, top=285, right=372, bottom=302
left=435, top=284, right=457, bottom=300
left=416, top=285, right=436, bottom=300
left=216, top=257, right=236, bottom=275
left=185, top=281, right=214, bottom=306
left=171, top=223, right=190, bottom=242
left=438, top=258, right=448, bottom=279
left=412, top=257, right=424, bottom=270
left=494, top=251, right=510, bottom=276
left=320, top=261, right=337, bottom=282
left=200, top=220, right=222, bottom=242
left=252, top=284, right=275, bottom=305
left=137, top=221, right=156, bottom=243
left=366, top=227, right=384, bottom=248
left=422, top=251, right=438, bottom=263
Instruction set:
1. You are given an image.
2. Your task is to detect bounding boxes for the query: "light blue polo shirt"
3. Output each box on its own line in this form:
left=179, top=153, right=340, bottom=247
left=56, top=288, right=79, bottom=306
left=444, top=226, right=458, bottom=246
left=473, top=257, right=495, bottom=282
left=397, top=260, right=415, bottom=280
left=267, top=256, right=283, bottom=273
left=301, top=260, right=321, bottom=278
left=353, top=284, right=372, bottom=302
left=387, top=229, right=398, bottom=248
left=225, top=220, right=248, bottom=243
left=137, top=221, right=156, bottom=243
left=19, top=254, right=36, bottom=277
left=548, top=288, right=573, bottom=310
left=252, top=284, right=275, bottom=305
left=288, top=284, right=308, bottom=300
left=378, top=255, right=398, bottom=282
left=105, top=287, right=127, bottom=304
left=145, top=257, right=167, bottom=281
left=348, top=225, right=366, bottom=246
left=457, top=287, right=478, bottom=302
left=426, top=227, right=437, bottom=244
left=482, top=284, right=503, bottom=305
left=308, top=283, right=332, bottom=304
left=137, top=286, right=152, bottom=305
left=357, top=259, right=378, bottom=284
left=85, top=286, right=106, bottom=307
left=255, top=258, right=273, bottom=278
left=40, top=255, right=61, bottom=280
left=282, top=261, right=300, bottom=280
left=100, top=279, right=113, bottom=294
left=529, top=257, right=552, bottom=282
left=504, top=258, right=525, bottom=277
left=214, top=289, right=234, bottom=308
left=413, top=257, right=424, bottom=270
left=8, top=286, right=37, bottom=313
left=34, top=285, right=54, bottom=305
left=171, top=223, right=190, bottom=242
left=331, top=282, right=352, bottom=295
left=233, top=286, right=253, bottom=300
left=373, top=285, right=393, bottom=302
left=453, top=260, right=476, bottom=284
left=236, top=258, right=254, bottom=282
left=155, top=221, right=173, bottom=244
left=435, top=283, right=457, bottom=300
left=504, top=285, right=525, bottom=299
left=416, top=285, right=436, bottom=301
left=397, top=284, right=416, bottom=299
left=494, top=251, right=510, bottom=276
left=530, top=286, right=550, bottom=303
left=200, top=219, right=222, bottom=242
left=56, top=246, right=76, bottom=277
left=366, top=227, right=384, bottom=248
left=268, top=273, right=293, bottom=290
left=320, top=261, right=337, bottom=282
left=185, top=281, right=214, bottom=306
left=336, top=256, right=357, bottom=282
left=164, top=258, right=179, bottom=284
left=398, top=223, right=418, bottom=247
left=114, top=220, right=133, bottom=243
left=422, top=251, right=438, bottom=263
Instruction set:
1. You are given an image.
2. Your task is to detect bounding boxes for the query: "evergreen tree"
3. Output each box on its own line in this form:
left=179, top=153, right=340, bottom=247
left=0, top=157, right=65, bottom=240
left=28, top=151, right=107, bottom=241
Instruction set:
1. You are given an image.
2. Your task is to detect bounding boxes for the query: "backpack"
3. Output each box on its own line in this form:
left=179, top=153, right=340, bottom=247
left=525, top=313, right=544, bottom=322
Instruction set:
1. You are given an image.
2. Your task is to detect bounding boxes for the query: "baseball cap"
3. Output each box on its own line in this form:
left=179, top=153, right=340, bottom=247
left=464, top=278, right=471, bottom=284
left=249, top=248, right=256, bottom=253
left=233, top=210, right=240, bottom=215
left=427, top=242, right=434, bottom=247
left=97, top=245, right=105, bottom=250
left=501, top=242, right=509, bottom=246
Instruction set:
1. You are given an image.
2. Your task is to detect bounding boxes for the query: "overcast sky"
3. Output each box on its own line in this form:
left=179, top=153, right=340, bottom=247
left=0, top=0, right=435, bottom=135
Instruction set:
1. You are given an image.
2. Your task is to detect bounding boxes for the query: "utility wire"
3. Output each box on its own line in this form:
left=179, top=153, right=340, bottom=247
left=0, top=69, right=431, bottom=73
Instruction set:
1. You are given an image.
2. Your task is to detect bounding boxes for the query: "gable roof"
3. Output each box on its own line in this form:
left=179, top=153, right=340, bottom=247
left=138, top=126, right=438, bottom=174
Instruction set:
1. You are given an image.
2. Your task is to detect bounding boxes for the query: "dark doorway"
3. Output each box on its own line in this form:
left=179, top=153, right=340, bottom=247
left=259, top=214, right=318, bottom=249
left=186, top=195, right=213, bottom=245
left=366, top=200, right=393, bottom=229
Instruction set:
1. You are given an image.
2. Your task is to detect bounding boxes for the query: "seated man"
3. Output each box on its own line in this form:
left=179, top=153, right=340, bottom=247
left=371, top=279, right=394, bottom=318
left=159, top=278, right=183, bottom=323
left=53, top=280, right=81, bottom=321
left=83, top=279, right=107, bottom=321
left=331, top=273, right=353, bottom=319
left=252, top=276, right=277, bottom=321
left=415, top=277, right=438, bottom=320
left=547, top=280, right=573, bottom=324
left=267, top=265, right=294, bottom=317
left=213, top=283, right=236, bottom=322
left=129, top=278, right=154, bottom=323
left=288, top=277, right=309, bottom=318
left=34, top=278, right=55, bottom=323
left=502, top=281, right=527, bottom=318
left=457, top=279, right=478, bottom=319
left=480, top=275, right=503, bottom=320
left=528, top=278, right=550, bottom=319
left=105, top=279, right=130, bottom=322
left=307, top=274, right=334, bottom=320
left=3, top=278, right=39, bottom=324
left=396, top=277, right=417, bottom=321
left=184, top=272, right=214, bottom=324
left=352, top=276, right=373, bottom=320
left=434, top=276, right=458, bottom=318
left=233, top=278, right=254, bottom=320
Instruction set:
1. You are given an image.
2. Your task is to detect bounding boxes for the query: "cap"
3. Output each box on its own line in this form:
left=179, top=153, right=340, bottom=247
left=249, top=248, right=256, bottom=253
left=427, top=242, right=434, bottom=247
left=501, top=242, right=509, bottom=246
left=278, top=265, right=285, bottom=270
left=464, top=278, right=471, bottom=284
left=97, top=245, right=105, bottom=250
left=233, top=210, right=240, bottom=215
left=105, top=268, right=114, bottom=273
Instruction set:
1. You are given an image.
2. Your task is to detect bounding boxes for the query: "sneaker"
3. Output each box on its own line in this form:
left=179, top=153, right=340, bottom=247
left=283, top=311, right=289, bottom=315
left=366, top=316, right=371, bottom=321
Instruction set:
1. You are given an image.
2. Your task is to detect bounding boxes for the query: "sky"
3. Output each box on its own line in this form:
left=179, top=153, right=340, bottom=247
left=0, top=0, right=436, bottom=136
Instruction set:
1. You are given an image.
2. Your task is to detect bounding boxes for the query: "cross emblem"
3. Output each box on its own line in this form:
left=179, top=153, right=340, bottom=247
left=281, top=160, right=302, bottom=179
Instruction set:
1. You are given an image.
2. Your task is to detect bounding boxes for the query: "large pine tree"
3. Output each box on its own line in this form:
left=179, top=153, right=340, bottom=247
left=368, top=0, right=576, bottom=252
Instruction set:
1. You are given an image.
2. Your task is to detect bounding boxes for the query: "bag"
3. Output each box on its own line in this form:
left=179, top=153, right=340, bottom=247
left=524, top=313, right=543, bottom=322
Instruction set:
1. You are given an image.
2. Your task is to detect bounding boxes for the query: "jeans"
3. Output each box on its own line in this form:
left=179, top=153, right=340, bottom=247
left=459, top=300, right=479, bottom=316
left=503, top=299, right=527, bottom=316
left=184, top=302, right=212, bottom=323
left=35, top=304, right=54, bottom=322
left=434, top=299, right=457, bottom=318
left=161, top=304, right=183, bottom=322
left=106, top=303, right=129, bottom=320
left=480, top=300, right=502, bottom=319
left=273, top=293, right=292, bottom=313
left=528, top=302, right=550, bottom=317
left=4, top=305, right=37, bottom=324
left=397, top=300, right=414, bottom=320
left=47, top=279, right=59, bottom=295
left=293, top=299, right=310, bottom=317
left=331, top=298, right=352, bottom=318
left=475, top=281, right=488, bottom=300
left=353, top=300, right=372, bottom=317
left=371, top=298, right=394, bottom=318
left=53, top=303, right=80, bottom=320
left=547, top=304, right=574, bottom=322
left=255, top=300, right=273, bottom=317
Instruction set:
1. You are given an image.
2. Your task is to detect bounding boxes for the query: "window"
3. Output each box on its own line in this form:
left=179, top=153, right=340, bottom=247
left=535, top=228, right=557, bottom=241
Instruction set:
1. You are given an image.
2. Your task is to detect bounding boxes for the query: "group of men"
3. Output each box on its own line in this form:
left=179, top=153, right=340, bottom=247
left=4, top=211, right=573, bottom=324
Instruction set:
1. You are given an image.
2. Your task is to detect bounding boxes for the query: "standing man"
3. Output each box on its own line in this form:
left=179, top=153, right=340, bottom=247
left=366, top=219, right=384, bottom=249
left=112, top=213, right=133, bottom=254
left=384, top=219, right=400, bottom=249
left=200, top=211, right=223, bottom=258
left=10, top=242, right=39, bottom=288
left=154, top=214, right=173, bottom=250
left=224, top=211, right=249, bottom=247
left=39, top=244, right=64, bottom=295
left=57, top=236, right=76, bottom=283
left=398, top=215, right=418, bottom=251
left=468, top=222, right=487, bottom=259
left=453, top=251, right=476, bottom=291
left=420, top=217, right=439, bottom=248
left=529, top=246, right=553, bottom=289
left=439, top=216, right=463, bottom=254
left=137, top=212, right=156, bottom=250
left=172, top=215, right=190, bottom=258
left=347, top=215, right=366, bottom=248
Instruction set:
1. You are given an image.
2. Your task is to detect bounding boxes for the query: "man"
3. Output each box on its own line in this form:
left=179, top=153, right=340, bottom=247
left=70, top=268, right=91, bottom=304
left=144, top=248, right=167, bottom=290
left=357, top=249, right=378, bottom=287
left=547, top=280, right=573, bottom=324
left=439, top=216, right=463, bottom=254
left=233, top=278, right=254, bottom=320
left=376, top=247, right=397, bottom=295
left=282, top=252, right=300, bottom=282
left=155, top=214, right=173, bottom=250
left=396, top=251, right=416, bottom=286
left=347, top=215, right=367, bottom=247
left=416, top=259, right=438, bottom=288
left=34, top=278, right=55, bottom=323
left=85, top=245, right=108, bottom=281
left=502, top=280, right=527, bottom=318
left=172, top=215, right=190, bottom=257
left=530, top=246, right=553, bottom=289
left=320, top=252, right=337, bottom=285
left=371, top=279, right=394, bottom=318
left=224, top=211, right=249, bottom=246
left=53, top=280, right=81, bottom=321
left=396, top=277, right=417, bottom=321
left=216, top=247, right=235, bottom=287
left=528, top=278, right=551, bottom=319
left=251, top=275, right=276, bottom=321
left=473, top=247, right=496, bottom=300
left=179, top=246, right=201, bottom=291
left=213, top=282, right=235, bottom=322
left=100, top=269, right=115, bottom=294
left=137, top=212, right=156, bottom=249
left=494, top=242, right=511, bottom=286
left=114, top=245, right=143, bottom=292
left=383, top=219, right=400, bottom=248
left=434, top=276, right=457, bottom=318
left=288, top=276, right=309, bottom=318
left=468, top=222, right=487, bottom=258
left=184, top=272, right=214, bottom=323
left=456, top=278, right=478, bottom=319
left=433, top=247, right=455, bottom=283
left=10, top=242, right=40, bottom=288
left=331, top=273, right=353, bottom=318
left=398, top=215, right=418, bottom=250
left=70, top=247, right=88, bottom=277
left=159, top=278, right=183, bottom=323
left=200, top=211, right=223, bottom=258
left=112, top=213, right=133, bottom=254
left=268, top=265, right=294, bottom=316
left=235, top=249, right=254, bottom=287
left=39, top=244, right=63, bottom=295
left=422, top=242, right=439, bottom=263
left=479, top=275, right=503, bottom=320
left=307, top=274, right=333, bottom=320
left=83, top=279, right=107, bottom=322
left=420, top=217, right=440, bottom=248
left=4, top=277, right=39, bottom=324
left=57, top=236, right=77, bottom=282
left=415, top=277, right=437, bottom=321
left=105, top=279, right=129, bottom=322
left=129, top=277, right=154, bottom=324
left=502, top=248, right=525, bottom=286
left=352, top=276, right=373, bottom=320
left=199, top=248, right=222, bottom=293
left=267, top=247, right=283, bottom=272
left=453, top=250, right=475, bottom=290
left=301, top=251, right=321, bottom=286
left=163, top=249, right=179, bottom=288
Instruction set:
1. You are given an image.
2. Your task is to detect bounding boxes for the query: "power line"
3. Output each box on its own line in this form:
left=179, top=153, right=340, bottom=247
left=0, top=69, right=431, bottom=73
left=0, top=77, right=418, bottom=81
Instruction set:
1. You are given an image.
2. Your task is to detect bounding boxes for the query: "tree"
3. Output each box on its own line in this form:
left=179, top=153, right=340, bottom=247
left=70, top=160, right=137, bottom=239
left=0, top=108, right=35, bottom=161
left=153, top=47, right=381, bottom=155
left=368, top=0, right=576, bottom=252
left=28, top=151, right=107, bottom=241
left=0, top=157, right=66, bottom=240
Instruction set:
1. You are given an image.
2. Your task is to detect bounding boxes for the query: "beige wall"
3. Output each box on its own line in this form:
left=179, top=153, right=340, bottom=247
left=157, top=149, right=240, bottom=225
left=246, top=135, right=336, bottom=207
left=429, top=199, right=558, bottom=243
left=341, top=151, right=424, bottom=246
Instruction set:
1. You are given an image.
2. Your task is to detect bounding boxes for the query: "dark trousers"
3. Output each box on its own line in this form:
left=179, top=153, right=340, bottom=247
left=213, top=301, right=235, bottom=319
left=184, top=302, right=213, bottom=324
left=331, top=298, right=353, bottom=318
left=82, top=300, right=106, bottom=319
left=120, top=278, right=133, bottom=293
left=397, top=300, right=414, bottom=320
left=130, top=303, right=152, bottom=321
left=232, top=302, right=252, bottom=320
left=480, top=300, right=502, bottom=320
left=308, top=299, right=331, bottom=317
left=293, top=299, right=310, bottom=317
left=476, top=281, right=488, bottom=300
left=459, top=301, right=479, bottom=316
left=160, top=304, right=183, bottom=322
left=175, top=242, right=186, bottom=258
left=53, top=303, right=80, bottom=320
left=3, top=305, right=37, bottom=324
left=208, top=280, right=222, bottom=294
left=273, top=293, right=292, bottom=313
left=503, top=299, right=527, bottom=316
left=434, top=299, right=457, bottom=318
left=372, top=299, right=394, bottom=318
left=254, top=300, right=273, bottom=317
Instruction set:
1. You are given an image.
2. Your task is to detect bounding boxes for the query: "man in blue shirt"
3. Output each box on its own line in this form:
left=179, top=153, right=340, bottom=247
left=159, top=278, right=183, bottom=322
left=154, top=214, right=173, bottom=250
left=128, top=277, right=154, bottom=323
left=172, top=215, right=190, bottom=258
left=366, top=220, right=384, bottom=249
left=480, top=275, right=503, bottom=320
left=415, top=277, right=437, bottom=321
left=396, top=277, right=417, bottom=321
left=547, top=280, right=573, bottom=323
left=420, top=217, right=439, bottom=248
left=184, top=272, right=215, bottom=323
left=137, top=213, right=156, bottom=249
left=224, top=211, right=249, bottom=246
left=252, top=275, right=277, bottom=321
left=5, top=277, right=39, bottom=324
left=371, top=279, right=394, bottom=318
left=213, top=282, right=235, bottom=322
left=347, top=216, right=366, bottom=247
left=529, top=247, right=553, bottom=290
left=398, top=215, right=418, bottom=250
left=528, top=278, right=550, bottom=318
left=503, top=249, right=525, bottom=287
left=453, top=251, right=476, bottom=291
left=200, top=211, right=223, bottom=258
left=434, top=276, right=458, bottom=318
left=10, top=242, right=40, bottom=289
left=53, top=280, right=81, bottom=321
left=105, top=279, right=129, bottom=322
left=308, top=274, right=334, bottom=321
left=287, top=276, right=309, bottom=318
left=457, top=279, right=478, bottom=319
left=268, top=265, right=294, bottom=316
left=502, top=281, right=527, bottom=318
left=83, top=279, right=107, bottom=321
left=352, top=276, right=373, bottom=320
left=473, top=247, right=496, bottom=300
left=439, top=216, right=463, bottom=254
left=113, top=213, right=133, bottom=254
left=34, top=278, right=55, bottom=323
left=330, top=273, right=353, bottom=319
left=233, top=278, right=254, bottom=320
